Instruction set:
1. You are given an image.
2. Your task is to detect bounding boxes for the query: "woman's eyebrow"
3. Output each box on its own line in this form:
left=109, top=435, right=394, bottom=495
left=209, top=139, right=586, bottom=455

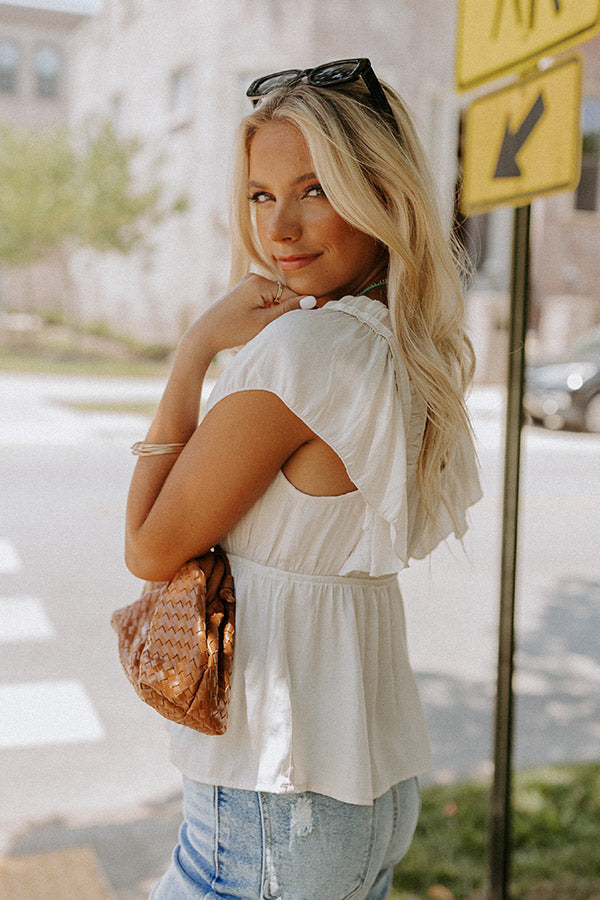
left=247, top=172, right=318, bottom=190
left=294, top=172, right=318, bottom=185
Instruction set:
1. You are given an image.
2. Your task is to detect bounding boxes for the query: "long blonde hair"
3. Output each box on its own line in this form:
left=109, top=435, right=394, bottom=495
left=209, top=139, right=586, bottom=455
left=230, top=78, right=475, bottom=525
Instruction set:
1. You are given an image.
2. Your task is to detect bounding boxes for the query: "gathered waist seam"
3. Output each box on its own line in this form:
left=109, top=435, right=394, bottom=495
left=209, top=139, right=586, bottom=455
left=226, top=553, right=399, bottom=587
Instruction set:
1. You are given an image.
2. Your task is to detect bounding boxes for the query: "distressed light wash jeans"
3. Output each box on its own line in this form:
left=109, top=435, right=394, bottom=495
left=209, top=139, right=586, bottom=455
left=150, top=775, right=420, bottom=899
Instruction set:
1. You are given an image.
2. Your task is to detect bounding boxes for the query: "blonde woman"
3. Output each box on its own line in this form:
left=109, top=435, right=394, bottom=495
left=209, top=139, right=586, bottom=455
left=126, top=59, right=481, bottom=900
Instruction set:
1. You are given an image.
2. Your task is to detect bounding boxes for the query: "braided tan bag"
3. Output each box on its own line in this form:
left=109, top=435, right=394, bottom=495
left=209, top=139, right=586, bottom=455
left=111, top=547, right=235, bottom=735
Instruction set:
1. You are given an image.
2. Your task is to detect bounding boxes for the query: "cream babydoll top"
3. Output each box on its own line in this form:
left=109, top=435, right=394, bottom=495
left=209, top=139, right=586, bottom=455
left=167, top=295, right=482, bottom=806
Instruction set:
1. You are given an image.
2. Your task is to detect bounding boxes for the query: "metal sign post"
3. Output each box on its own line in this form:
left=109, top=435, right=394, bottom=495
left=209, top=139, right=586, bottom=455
left=455, top=4, right=592, bottom=897
left=455, top=5, right=589, bottom=896
left=489, top=203, right=531, bottom=900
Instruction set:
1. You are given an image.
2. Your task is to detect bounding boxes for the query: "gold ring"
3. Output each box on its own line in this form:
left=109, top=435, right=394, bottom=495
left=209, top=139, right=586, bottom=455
left=273, top=281, right=283, bottom=304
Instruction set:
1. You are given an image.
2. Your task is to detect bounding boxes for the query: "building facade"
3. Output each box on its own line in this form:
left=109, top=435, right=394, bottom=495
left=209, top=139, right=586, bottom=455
left=0, top=0, right=86, bottom=127
left=0, top=1, right=90, bottom=313
left=2, top=1, right=599, bottom=379
left=65, top=0, right=461, bottom=343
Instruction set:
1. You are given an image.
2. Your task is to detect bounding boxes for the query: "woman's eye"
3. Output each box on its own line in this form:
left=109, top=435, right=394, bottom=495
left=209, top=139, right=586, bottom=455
left=304, top=184, right=325, bottom=198
left=249, top=191, right=273, bottom=204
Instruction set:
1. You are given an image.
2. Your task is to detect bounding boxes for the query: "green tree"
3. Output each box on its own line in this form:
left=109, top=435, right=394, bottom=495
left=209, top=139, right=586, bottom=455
left=0, top=122, right=183, bottom=267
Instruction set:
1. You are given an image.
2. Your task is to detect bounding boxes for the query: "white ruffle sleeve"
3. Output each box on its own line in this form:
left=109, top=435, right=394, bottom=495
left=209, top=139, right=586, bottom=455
left=206, top=295, right=482, bottom=573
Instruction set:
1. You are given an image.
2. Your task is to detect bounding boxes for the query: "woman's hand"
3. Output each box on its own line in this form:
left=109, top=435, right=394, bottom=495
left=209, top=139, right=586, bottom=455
left=184, top=274, right=310, bottom=359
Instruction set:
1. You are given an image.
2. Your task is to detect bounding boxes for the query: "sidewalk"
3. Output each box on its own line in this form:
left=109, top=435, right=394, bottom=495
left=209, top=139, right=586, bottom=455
left=0, top=376, right=494, bottom=899
left=2, top=374, right=598, bottom=898
left=0, top=373, right=186, bottom=898
left=0, top=847, right=116, bottom=899
left=0, top=372, right=169, bottom=448
left=1, top=793, right=183, bottom=899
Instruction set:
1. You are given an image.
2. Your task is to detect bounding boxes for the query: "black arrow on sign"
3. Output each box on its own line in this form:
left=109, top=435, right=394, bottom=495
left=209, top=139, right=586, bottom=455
left=494, top=92, right=546, bottom=178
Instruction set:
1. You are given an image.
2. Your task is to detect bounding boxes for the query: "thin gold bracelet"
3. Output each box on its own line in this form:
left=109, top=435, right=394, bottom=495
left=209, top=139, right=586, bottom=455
left=131, top=441, right=187, bottom=457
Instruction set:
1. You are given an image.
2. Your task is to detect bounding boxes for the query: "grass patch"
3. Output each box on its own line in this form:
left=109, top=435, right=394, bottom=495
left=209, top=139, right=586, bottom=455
left=0, top=310, right=229, bottom=379
left=0, top=311, right=172, bottom=377
left=59, top=399, right=159, bottom=417
left=0, top=350, right=170, bottom=378
left=393, top=762, right=600, bottom=900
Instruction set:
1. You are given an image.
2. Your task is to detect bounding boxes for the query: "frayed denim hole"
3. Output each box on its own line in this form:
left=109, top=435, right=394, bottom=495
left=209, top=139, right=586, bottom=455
left=289, top=795, right=314, bottom=847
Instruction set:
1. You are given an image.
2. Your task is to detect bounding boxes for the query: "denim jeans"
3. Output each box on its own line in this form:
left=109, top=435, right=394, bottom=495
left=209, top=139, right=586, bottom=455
left=150, top=776, right=420, bottom=899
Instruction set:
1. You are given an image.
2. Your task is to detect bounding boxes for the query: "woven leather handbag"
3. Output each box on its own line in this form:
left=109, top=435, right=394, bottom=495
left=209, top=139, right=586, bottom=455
left=110, top=546, right=235, bottom=735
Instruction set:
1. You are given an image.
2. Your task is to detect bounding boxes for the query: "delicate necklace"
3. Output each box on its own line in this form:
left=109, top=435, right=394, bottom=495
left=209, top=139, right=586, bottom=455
left=356, top=280, right=388, bottom=297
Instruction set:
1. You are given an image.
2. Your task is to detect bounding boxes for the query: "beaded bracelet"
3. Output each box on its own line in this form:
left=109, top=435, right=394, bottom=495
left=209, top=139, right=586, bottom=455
left=131, top=441, right=187, bottom=457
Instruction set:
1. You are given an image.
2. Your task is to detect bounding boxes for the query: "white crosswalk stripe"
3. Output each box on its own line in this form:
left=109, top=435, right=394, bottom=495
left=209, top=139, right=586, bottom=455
left=0, top=531, right=105, bottom=750
left=0, top=539, right=22, bottom=574
left=0, top=680, right=105, bottom=749
left=0, top=597, right=56, bottom=643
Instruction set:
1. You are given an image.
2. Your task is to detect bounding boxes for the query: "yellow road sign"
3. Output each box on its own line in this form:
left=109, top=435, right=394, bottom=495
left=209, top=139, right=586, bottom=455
left=461, top=55, right=582, bottom=215
left=456, top=0, right=600, bottom=91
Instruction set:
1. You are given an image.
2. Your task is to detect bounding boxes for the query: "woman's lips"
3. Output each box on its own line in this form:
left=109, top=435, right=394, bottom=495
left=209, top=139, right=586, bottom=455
left=276, top=254, right=321, bottom=271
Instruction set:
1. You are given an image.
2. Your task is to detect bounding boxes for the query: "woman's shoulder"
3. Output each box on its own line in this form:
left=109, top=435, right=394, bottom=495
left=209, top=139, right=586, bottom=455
left=207, top=298, right=403, bottom=417
left=228, top=304, right=371, bottom=380
left=261, top=307, right=329, bottom=348
left=223, top=298, right=408, bottom=403
left=259, top=297, right=397, bottom=364
left=262, top=303, right=359, bottom=346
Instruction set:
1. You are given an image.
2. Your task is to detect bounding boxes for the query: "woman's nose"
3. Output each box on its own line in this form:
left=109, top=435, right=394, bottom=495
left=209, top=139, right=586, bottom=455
left=267, top=203, right=301, bottom=242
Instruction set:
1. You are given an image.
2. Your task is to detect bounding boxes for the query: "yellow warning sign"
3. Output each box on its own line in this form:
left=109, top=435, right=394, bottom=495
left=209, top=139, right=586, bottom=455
left=460, top=55, right=582, bottom=215
left=456, top=0, right=600, bottom=91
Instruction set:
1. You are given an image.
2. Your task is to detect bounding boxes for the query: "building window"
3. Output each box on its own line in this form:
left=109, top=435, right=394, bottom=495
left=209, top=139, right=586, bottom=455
left=0, top=40, right=19, bottom=94
left=35, top=45, right=61, bottom=99
left=170, top=66, right=193, bottom=119
left=575, top=97, right=600, bottom=212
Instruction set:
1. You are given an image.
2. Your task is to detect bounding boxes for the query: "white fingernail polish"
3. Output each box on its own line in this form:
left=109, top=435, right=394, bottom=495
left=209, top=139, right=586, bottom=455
left=299, top=296, right=317, bottom=309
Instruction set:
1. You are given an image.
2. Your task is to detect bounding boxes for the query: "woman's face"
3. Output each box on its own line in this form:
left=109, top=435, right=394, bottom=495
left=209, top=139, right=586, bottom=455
left=247, top=121, right=383, bottom=304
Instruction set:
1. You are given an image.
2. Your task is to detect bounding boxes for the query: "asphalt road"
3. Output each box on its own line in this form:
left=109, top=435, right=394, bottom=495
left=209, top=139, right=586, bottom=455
left=1, top=372, right=599, bottom=895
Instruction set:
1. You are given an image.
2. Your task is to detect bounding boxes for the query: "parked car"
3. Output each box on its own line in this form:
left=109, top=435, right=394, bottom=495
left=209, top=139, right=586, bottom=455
left=524, top=325, right=600, bottom=433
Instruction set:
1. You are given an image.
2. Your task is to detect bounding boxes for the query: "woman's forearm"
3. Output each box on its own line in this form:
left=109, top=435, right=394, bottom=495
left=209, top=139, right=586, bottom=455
left=125, top=329, right=214, bottom=563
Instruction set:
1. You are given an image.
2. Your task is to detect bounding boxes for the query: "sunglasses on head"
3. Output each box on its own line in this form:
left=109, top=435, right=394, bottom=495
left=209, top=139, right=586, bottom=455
left=246, top=57, right=402, bottom=143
